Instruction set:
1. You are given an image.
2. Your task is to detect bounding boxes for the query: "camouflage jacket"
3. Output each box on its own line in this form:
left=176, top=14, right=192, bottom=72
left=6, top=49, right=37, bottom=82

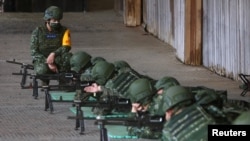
left=101, top=68, right=141, bottom=98
left=161, top=104, right=220, bottom=141
left=30, top=24, right=71, bottom=62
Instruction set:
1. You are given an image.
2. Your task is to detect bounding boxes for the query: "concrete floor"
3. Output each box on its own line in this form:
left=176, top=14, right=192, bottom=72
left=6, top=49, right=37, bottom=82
left=0, top=10, right=249, bottom=141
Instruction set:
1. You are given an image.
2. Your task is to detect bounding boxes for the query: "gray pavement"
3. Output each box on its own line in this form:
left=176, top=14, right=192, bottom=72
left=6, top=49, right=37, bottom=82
left=0, top=10, right=249, bottom=141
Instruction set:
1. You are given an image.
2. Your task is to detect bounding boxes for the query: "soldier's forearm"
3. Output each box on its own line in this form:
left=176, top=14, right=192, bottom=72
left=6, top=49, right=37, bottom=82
left=54, top=46, right=70, bottom=56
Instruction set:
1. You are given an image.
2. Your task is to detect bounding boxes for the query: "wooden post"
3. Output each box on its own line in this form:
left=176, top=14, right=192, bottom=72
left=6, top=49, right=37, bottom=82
left=184, top=0, right=202, bottom=65
left=124, top=0, right=141, bottom=26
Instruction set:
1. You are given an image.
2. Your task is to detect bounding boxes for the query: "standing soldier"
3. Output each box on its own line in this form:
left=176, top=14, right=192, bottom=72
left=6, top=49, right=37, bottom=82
left=30, top=6, right=72, bottom=86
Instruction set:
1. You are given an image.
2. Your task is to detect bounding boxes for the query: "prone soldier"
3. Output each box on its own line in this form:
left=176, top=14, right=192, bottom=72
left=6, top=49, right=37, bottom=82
left=93, top=76, right=180, bottom=139
left=125, top=76, right=180, bottom=139
left=83, top=60, right=156, bottom=115
left=69, top=51, right=108, bottom=101
left=160, top=85, right=232, bottom=141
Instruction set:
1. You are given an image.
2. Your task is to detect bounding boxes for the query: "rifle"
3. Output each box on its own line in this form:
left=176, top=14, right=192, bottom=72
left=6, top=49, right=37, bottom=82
left=43, top=80, right=95, bottom=113
left=31, top=72, right=91, bottom=99
left=6, top=59, right=34, bottom=89
left=95, top=112, right=165, bottom=141
left=68, top=96, right=132, bottom=134
left=6, top=59, right=93, bottom=99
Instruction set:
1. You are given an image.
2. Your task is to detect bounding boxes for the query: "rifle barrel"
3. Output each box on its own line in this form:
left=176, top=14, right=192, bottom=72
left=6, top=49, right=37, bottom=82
left=6, top=60, right=23, bottom=65
left=6, top=60, right=34, bottom=70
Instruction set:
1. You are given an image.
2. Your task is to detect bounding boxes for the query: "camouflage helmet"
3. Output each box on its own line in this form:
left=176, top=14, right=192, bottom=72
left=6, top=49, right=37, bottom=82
left=154, top=76, right=180, bottom=90
left=91, top=56, right=106, bottom=65
left=194, top=88, right=220, bottom=106
left=44, top=6, right=63, bottom=20
left=232, top=111, right=250, bottom=125
left=113, top=60, right=130, bottom=71
left=161, top=85, right=193, bottom=113
left=91, top=61, right=115, bottom=85
left=70, top=51, right=91, bottom=73
left=128, top=78, right=154, bottom=105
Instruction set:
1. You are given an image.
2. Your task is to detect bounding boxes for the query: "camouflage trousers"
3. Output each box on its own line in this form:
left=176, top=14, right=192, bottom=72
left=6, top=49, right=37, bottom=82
left=33, top=52, right=72, bottom=75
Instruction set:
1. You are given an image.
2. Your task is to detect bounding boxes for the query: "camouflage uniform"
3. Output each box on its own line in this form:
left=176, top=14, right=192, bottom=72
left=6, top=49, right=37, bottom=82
left=69, top=55, right=107, bottom=102
left=126, top=76, right=180, bottom=139
left=91, top=61, right=144, bottom=115
left=103, top=67, right=142, bottom=98
left=161, top=104, right=217, bottom=141
left=160, top=85, right=232, bottom=141
left=160, top=85, right=250, bottom=141
left=149, top=76, right=180, bottom=116
left=30, top=6, right=72, bottom=81
left=74, top=59, right=112, bottom=102
left=79, top=56, right=106, bottom=83
left=187, top=86, right=250, bottom=122
left=30, top=25, right=72, bottom=74
left=125, top=78, right=163, bottom=139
